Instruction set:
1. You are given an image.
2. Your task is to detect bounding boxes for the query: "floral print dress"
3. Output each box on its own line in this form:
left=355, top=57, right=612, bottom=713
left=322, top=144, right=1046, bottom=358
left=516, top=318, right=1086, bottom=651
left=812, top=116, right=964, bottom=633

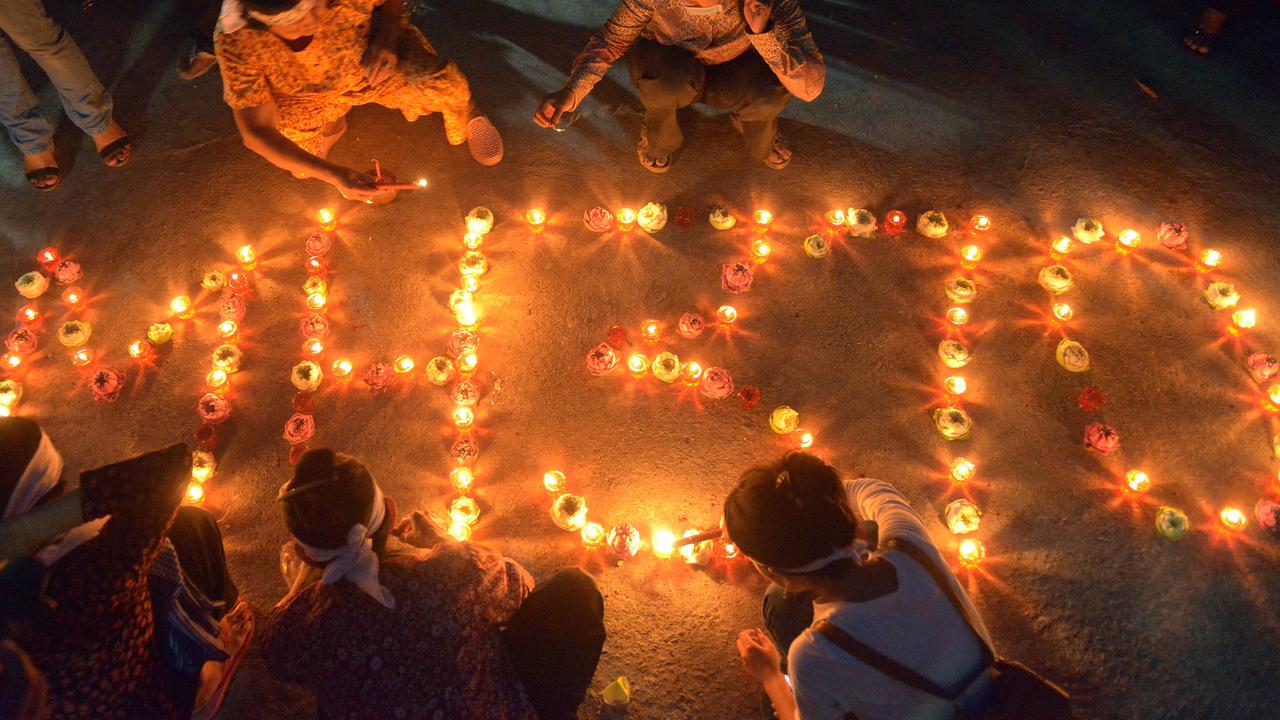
left=214, top=0, right=473, bottom=154
left=260, top=541, right=539, bottom=720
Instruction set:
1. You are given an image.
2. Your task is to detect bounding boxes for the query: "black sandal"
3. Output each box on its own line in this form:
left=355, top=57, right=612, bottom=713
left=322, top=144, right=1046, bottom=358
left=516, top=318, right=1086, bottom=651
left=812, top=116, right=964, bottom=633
left=25, top=166, right=62, bottom=192
left=1183, top=28, right=1217, bottom=55
left=97, top=136, right=132, bottom=168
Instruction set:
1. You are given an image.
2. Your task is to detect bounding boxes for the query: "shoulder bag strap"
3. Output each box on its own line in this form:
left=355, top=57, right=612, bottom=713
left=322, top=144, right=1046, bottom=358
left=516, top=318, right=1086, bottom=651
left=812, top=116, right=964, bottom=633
left=813, top=619, right=962, bottom=701
left=885, top=538, right=996, bottom=667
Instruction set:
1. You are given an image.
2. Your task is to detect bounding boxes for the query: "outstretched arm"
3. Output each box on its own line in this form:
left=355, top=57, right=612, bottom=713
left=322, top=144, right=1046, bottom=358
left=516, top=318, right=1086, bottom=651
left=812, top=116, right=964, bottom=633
left=231, top=103, right=380, bottom=201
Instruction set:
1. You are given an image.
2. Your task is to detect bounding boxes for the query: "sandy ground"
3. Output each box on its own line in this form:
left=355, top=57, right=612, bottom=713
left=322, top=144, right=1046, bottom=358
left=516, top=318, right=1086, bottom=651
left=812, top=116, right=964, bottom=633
left=3, top=0, right=1280, bottom=718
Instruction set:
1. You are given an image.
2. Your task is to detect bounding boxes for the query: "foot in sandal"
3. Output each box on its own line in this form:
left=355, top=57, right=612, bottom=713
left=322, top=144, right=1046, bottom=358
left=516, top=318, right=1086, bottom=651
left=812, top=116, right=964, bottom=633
left=23, top=148, right=61, bottom=191
left=91, top=119, right=132, bottom=168
left=191, top=600, right=255, bottom=720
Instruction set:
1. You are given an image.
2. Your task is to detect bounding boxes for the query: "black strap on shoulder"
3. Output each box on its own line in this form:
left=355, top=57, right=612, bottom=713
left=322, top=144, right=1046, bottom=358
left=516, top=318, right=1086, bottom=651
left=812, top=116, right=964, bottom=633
left=814, top=619, right=961, bottom=701
left=884, top=538, right=996, bottom=667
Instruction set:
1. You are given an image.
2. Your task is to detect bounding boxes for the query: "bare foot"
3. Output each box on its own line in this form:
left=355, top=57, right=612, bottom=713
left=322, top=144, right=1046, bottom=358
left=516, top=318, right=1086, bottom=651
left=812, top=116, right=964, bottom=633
left=91, top=119, right=131, bottom=167
left=23, top=148, right=60, bottom=190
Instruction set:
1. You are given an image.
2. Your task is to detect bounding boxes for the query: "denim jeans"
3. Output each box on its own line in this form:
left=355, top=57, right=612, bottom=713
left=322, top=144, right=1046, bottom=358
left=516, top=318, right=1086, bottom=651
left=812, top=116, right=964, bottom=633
left=762, top=582, right=815, bottom=675
left=0, top=0, right=112, bottom=154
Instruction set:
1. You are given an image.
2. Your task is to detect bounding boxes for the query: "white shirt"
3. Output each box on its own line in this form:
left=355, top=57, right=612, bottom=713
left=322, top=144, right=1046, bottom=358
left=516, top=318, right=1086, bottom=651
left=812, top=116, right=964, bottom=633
left=788, top=478, right=992, bottom=720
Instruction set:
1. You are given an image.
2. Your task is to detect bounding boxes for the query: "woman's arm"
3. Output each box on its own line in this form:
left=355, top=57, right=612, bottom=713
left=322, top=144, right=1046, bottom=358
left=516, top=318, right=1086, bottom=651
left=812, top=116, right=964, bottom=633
left=745, top=0, right=825, bottom=101
left=0, top=491, right=82, bottom=562
left=363, top=0, right=404, bottom=86
left=232, top=104, right=380, bottom=201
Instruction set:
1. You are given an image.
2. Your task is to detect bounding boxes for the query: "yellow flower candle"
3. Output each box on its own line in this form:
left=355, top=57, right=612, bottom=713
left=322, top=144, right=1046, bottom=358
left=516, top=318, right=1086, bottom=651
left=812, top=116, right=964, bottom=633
left=651, top=352, right=680, bottom=383
left=191, top=451, right=217, bottom=483
left=465, top=207, right=494, bottom=235
left=769, top=406, right=799, bottom=434
left=451, top=497, right=481, bottom=526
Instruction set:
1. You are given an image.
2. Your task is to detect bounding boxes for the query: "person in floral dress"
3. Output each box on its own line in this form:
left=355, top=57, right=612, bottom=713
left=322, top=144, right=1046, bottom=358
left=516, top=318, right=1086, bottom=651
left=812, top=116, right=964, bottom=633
left=215, top=0, right=504, bottom=202
left=262, top=449, right=605, bottom=720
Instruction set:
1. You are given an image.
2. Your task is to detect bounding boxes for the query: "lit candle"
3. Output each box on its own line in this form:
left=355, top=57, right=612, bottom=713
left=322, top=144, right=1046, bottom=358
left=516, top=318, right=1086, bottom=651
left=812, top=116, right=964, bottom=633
left=1269, top=384, right=1280, bottom=410
left=885, top=209, right=907, bottom=230
left=36, top=246, right=60, bottom=269
left=317, top=208, right=337, bottom=231
left=451, top=497, right=481, bottom=526
left=793, top=429, right=815, bottom=449
left=169, top=295, right=194, bottom=319
left=946, top=307, right=969, bottom=326
left=627, top=353, right=649, bottom=378
left=722, top=542, right=739, bottom=559
left=825, top=209, right=846, bottom=227
left=237, top=244, right=257, bottom=270
left=463, top=232, right=483, bottom=250
left=227, top=270, right=250, bottom=295
left=543, top=470, right=566, bottom=493
left=2, top=354, right=22, bottom=372
left=128, top=339, right=152, bottom=361
left=945, top=499, right=981, bottom=534
left=1231, top=308, right=1257, bottom=333
left=950, top=457, right=976, bottom=483
left=305, top=256, right=327, bottom=275
left=969, top=215, right=992, bottom=233
left=753, top=209, right=773, bottom=231
left=448, top=521, right=472, bottom=542
left=465, top=207, right=495, bottom=235
left=16, top=305, right=39, bottom=325
left=217, top=320, right=238, bottom=340
left=61, top=287, right=84, bottom=308
left=461, top=275, right=479, bottom=293
left=1220, top=506, right=1248, bottom=532
left=393, top=355, right=415, bottom=373
left=680, top=360, right=703, bottom=385
left=453, top=406, right=475, bottom=428
left=306, top=292, right=327, bottom=311
left=943, top=375, right=967, bottom=396
left=640, top=320, right=661, bottom=343
left=1052, top=303, right=1073, bottom=323
left=206, top=369, right=228, bottom=390
left=454, top=299, right=477, bottom=327
left=415, top=178, right=428, bottom=188
left=1197, top=249, right=1222, bottom=273
left=185, top=482, right=206, bottom=505
left=957, top=538, right=985, bottom=566
left=191, top=451, right=217, bottom=482
left=581, top=522, right=606, bottom=549
left=959, top=245, right=983, bottom=269
left=332, top=358, right=354, bottom=377
left=750, top=238, right=772, bottom=262
left=1115, top=228, right=1141, bottom=254
left=716, top=305, right=738, bottom=326
left=458, top=352, right=478, bottom=376
left=616, top=208, right=637, bottom=232
left=1050, top=236, right=1072, bottom=259
left=1125, top=470, right=1151, bottom=493
left=526, top=208, right=547, bottom=231
left=303, top=338, right=324, bottom=355
left=70, top=348, right=94, bottom=367
left=651, top=529, right=677, bottom=559
left=450, top=467, right=475, bottom=492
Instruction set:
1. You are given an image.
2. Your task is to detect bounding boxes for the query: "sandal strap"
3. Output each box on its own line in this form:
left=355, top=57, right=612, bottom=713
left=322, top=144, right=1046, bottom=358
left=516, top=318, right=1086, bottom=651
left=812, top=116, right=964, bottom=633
left=97, top=136, right=131, bottom=160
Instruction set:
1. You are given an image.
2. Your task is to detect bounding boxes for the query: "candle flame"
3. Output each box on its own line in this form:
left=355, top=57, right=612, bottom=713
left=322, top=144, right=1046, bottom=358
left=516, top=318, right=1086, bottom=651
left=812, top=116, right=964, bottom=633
left=1125, top=470, right=1151, bottom=493
left=1220, top=506, right=1247, bottom=531
left=543, top=470, right=566, bottom=493
left=950, top=457, right=976, bottom=483
left=450, top=467, right=475, bottom=491
left=651, top=529, right=677, bottom=558
left=958, top=538, right=985, bottom=566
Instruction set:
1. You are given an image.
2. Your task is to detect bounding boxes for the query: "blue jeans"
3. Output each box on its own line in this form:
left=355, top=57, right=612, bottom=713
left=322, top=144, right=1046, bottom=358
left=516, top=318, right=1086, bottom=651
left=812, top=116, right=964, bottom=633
left=762, top=582, right=815, bottom=675
left=0, top=0, right=112, bottom=154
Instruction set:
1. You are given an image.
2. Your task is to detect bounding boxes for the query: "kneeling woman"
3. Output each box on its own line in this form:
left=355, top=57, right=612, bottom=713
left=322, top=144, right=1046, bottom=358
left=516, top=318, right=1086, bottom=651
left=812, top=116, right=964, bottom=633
left=215, top=0, right=504, bottom=202
left=725, top=452, right=994, bottom=720
left=263, top=449, right=606, bottom=720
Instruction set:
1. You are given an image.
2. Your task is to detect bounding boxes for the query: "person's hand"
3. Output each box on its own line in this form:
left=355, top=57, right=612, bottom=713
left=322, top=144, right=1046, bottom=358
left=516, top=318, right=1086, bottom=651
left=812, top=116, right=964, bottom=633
left=742, top=0, right=773, bottom=34
left=327, top=166, right=381, bottom=202
left=533, top=86, right=579, bottom=129
left=393, top=510, right=446, bottom=549
left=362, top=21, right=400, bottom=86
left=736, top=628, right=784, bottom=685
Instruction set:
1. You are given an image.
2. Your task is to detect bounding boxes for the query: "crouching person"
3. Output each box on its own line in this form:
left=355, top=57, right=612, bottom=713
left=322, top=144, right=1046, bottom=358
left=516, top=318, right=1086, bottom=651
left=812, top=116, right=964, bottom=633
left=262, top=449, right=606, bottom=720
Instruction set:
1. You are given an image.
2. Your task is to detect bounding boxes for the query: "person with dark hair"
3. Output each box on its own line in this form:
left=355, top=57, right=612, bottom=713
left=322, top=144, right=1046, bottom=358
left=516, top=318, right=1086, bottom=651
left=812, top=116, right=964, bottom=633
left=534, top=0, right=824, bottom=172
left=261, top=448, right=606, bottom=720
left=723, top=452, right=993, bottom=720
left=0, top=418, right=253, bottom=720
left=213, top=0, right=503, bottom=202
left=0, top=0, right=131, bottom=190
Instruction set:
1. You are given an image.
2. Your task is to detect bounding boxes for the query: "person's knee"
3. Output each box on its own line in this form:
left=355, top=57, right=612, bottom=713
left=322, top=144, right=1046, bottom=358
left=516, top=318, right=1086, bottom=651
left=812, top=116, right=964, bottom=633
left=547, top=568, right=601, bottom=602
left=762, top=582, right=788, bottom=625
left=13, top=23, right=68, bottom=57
left=174, top=505, right=220, bottom=535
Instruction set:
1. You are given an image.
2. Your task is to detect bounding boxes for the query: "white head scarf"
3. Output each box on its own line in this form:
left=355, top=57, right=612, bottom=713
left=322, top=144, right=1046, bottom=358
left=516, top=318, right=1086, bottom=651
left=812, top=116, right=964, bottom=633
left=3, top=429, right=109, bottom=566
left=219, top=0, right=316, bottom=34
left=290, top=483, right=395, bottom=609
left=765, top=539, right=871, bottom=574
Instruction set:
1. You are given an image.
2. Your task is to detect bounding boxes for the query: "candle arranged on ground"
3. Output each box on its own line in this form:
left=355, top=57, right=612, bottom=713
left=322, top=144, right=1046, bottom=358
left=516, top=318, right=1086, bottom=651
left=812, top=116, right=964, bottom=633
left=943, top=375, right=967, bottom=396
left=206, top=369, right=228, bottom=390
left=825, top=209, right=846, bottom=226
left=1197, top=249, right=1222, bottom=273
left=236, top=244, right=257, bottom=270
left=958, top=538, right=985, bottom=566
left=128, top=340, right=152, bottom=361
left=317, top=208, right=336, bottom=231
left=452, top=406, right=475, bottom=428
left=627, top=353, right=648, bottom=377
left=1125, top=470, right=1151, bottom=493
left=61, top=287, right=84, bottom=308
left=753, top=209, right=773, bottom=231
left=751, top=238, right=772, bottom=262
left=640, top=320, right=661, bottom=343
left=1050, top=236, right=1072, bottom=259
left=450, top=467, right=474, bottom=492
left=946, top=307, right=969, bottom=326
left=543, top=470, right=566, bottom=493
left=303, top=338, right=324, bottom=355
left=581, top=522, right=606, bottom=549
left=716, top=305, right=738, bottom=326
left=217, top=320, right=238, bottom=340
left=1220, top=506, right=1248, bottom=531
left=959, top=245, right=983, bottom=269
left=526, top=208, right=546, bottom=231
left=1231, top=308, right=1257, bottom=333
left=70, top=348, right=94, bottom=367
left=169, top=295, right=194, bottom=319
left=615, top=208, right=637, bottom=232
left=885, top=209, right=907, bottom=230
left=1115, top=228, right=1141, bottom=253
left=950, top=457, right=976, bottom=483
left=393, top=355, right=415, bottom=373
left=332, top=358, right=353, bottom=378
left=1052, top=303, right=1073, bottom=323
left=969, top=215, right=991, bottom=234
left=651, top=529, right=677, bottom=559
left=465, top=206, right=494, bottom=235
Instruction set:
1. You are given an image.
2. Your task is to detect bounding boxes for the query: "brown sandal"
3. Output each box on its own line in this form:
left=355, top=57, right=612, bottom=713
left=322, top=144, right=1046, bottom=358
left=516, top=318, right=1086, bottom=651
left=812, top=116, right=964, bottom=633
left=97, top=136, right=132, bottom=168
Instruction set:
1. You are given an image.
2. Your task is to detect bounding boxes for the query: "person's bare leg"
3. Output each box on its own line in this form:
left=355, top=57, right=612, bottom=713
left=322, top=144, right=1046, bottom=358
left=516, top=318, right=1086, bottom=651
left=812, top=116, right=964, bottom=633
left=22, top=147, right=58, bottom=189
left=91, top=118, right=130, bottom=166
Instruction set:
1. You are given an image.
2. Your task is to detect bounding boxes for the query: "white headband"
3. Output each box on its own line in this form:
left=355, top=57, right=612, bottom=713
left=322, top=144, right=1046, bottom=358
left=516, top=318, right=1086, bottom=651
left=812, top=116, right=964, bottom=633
left=292, top=483, right=395, bottom=609
left=765, top=539, right=871, bottom=574
left=4, top=430, right=109, bottom=566
left=219, top=0, right=316, bottom=35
